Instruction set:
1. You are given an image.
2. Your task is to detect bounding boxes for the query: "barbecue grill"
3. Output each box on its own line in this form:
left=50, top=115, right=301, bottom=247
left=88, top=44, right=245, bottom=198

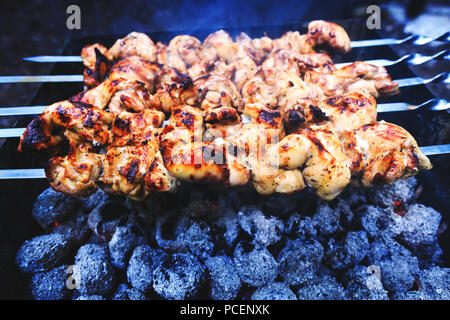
left=0, top=19, right=449, bottom=300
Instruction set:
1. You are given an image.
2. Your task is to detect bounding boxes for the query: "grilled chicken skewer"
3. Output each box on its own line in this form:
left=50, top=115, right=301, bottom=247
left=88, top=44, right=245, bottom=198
left=17, top=90, right=432, bottom=201
left=22, top=30, right=450, bottom=62
left=15, top=21, right=434, bottom=201
left=4, top=141, right=448, bottom=181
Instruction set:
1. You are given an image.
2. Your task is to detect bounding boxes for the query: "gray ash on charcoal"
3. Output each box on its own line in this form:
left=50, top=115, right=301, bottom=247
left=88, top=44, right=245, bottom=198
left=15, top=177, right=450, bottom=300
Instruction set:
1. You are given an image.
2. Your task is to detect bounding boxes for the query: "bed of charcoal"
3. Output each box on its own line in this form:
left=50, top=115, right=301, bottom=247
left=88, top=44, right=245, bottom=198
left=15, top=177, right=449, bottom=300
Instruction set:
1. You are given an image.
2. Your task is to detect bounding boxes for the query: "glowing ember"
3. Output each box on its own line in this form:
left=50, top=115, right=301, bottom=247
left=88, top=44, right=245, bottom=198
left=393, top=200, right=407, bottom=216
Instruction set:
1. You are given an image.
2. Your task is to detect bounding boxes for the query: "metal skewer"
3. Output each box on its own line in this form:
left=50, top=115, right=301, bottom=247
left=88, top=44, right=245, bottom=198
left=0, top=73, right=447, bottom=88
left=23, top=49, right=450, bottom=69
left=0, top=169, right=46, bottom=179
left=396, top=72, right=449, bottom=88
left=0, top=98, right=447, bottom=118
left=350, top=31, right=450, bottom=48
left=21, top=31, right=450, bottom=64
left=0, top=105, right=47, bottom=116
left=0, top=75, right=83, bottom=83
left=376, top=99, right=449, bottom=113
left=335, top=49, right=449, bottom=68
left=1, top=143, right=448, bottom=180
left=0, top=128, right=26, bottom=138
left=23, top=56, right=83, bottom=63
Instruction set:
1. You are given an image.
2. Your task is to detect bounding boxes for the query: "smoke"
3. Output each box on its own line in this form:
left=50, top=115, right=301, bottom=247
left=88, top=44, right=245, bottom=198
left=62, top=0, right=365, bottom=37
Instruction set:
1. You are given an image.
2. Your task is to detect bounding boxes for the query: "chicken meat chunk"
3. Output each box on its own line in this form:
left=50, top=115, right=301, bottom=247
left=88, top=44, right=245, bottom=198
left=342, top=121, right=432, bottom=186
left=307, top=20, right=351, bottom=53
left=99, top=110, right=177, bottom=200
left=166, top=35, right=204, bottom=73
left=18, top=101, right=114, bottom=152
left=71, top=78, right=153, bottom=115
left=161, top=105, right=250, bottom=186
left=268, top=126, right=351, bottom=200
left=305, top=62, right=399, bottom=97
left=46, top=143, right=104, bottom=198
left=108, top=32, right=157, bottom=62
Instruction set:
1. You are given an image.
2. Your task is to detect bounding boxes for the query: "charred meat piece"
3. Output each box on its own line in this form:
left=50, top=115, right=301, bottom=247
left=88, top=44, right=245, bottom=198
left=150, top=66, right=199, bottom=113
left=99, top=110, right=176, bottom=200
left=18, top=101, right=114, bottom=152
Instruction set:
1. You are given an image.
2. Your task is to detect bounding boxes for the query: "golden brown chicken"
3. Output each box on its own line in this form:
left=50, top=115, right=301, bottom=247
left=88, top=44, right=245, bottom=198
left=150, top=66, right=199, bottom=113
left=161, top=105, right=250, bottom=186
left=81, top=43, right=110, bottom=70
left=19, top=101, right=113, bottom=197
left=19, top=23, right=435, bottom=202
left=241, top=74, right=278, bottom=109
left=99, top=110, right=177, bottom=200
left=156, top=41, right=169, bottom=65
left=235, top=32, right=273, bottom=64
left=261, top=50, right=303, bottom=80
left=107, top=56, right=162, bottom=91
left=316, top=91, right=377, bottom=134
left=341, top=121, right=432, bottom=186
left=166, top=35, right=204, bottom=73
left=18, top=101, right=114, bottom=152
left=81, top=32, right=158, bottom=88
left=272, top=31, right=314, bottom=54
left=268, top=126, right=351, bottom=200
left=194, top=74, right=242, bottom=110
left=274, top=73, right=324, bottom=127
left=206, top=102, right=284, bottom=157
left=81, top=43, right=111, bottom=87
left=187, top=58, right=232, bottom=80
left=108, top=32, right=157, bottom=62
left=261, top=50, right=336, bottom=86
left=203, top=30, right=240, bottom=63
left=229, top=54, right=259, bottom=90
left=46, top=143, right=104, bottom=197
left=71, top=78, right=153, bottom=115
left=305, top=62, right=399, bottom=97
left=235, top=103, right=305, bottom=195
left=307, top=20, right=351, bottom=53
